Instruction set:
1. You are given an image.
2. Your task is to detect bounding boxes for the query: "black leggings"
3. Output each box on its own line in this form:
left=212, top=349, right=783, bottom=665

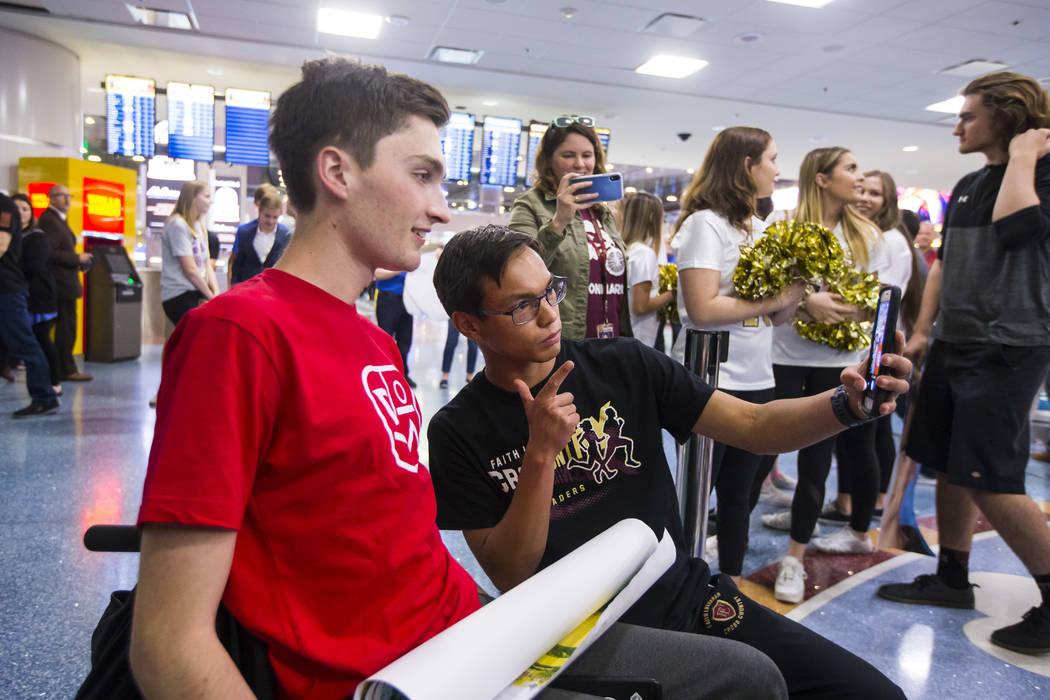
left=711, top=387, right=775, bottom=577
left=32, top=319, right=59, bottom=387
left=838, top=414, right=895, bottom=496
left=773, top=364, right=879, bottom=543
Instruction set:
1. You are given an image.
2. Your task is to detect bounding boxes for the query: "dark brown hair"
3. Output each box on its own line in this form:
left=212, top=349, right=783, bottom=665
left=532, top=122, right=608, bottom=196
left=434, top=225, right=543, bottom=317
left=11, top=193, right=35, bottom=230
left=675, top=126, right=770, bottom=234
left=962, top=71, right=1050, bottom=150
left=270, top=58, right=450, bottom=213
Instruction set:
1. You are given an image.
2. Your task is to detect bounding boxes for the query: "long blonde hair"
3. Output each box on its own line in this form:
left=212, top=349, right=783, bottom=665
left=621, top=192, right=664, bottom=253
left=170, top=180, right=209, bottom=238
left=796, top=147, right=877, bottom=268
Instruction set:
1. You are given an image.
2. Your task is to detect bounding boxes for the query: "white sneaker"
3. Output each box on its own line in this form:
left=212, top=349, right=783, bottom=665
left=704, top=534, right=719, bottom=560
left=774, top=555, right=806, bottom=603
left=771, top=471, right=797, bottom=490
left=761, top=509, right=821, bottom=534
left=759, top=483, right=795, bottom=507
left=811, top=526, right=874, bottom=554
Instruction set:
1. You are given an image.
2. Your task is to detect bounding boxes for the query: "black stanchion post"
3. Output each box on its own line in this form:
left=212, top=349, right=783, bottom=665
left=675, top=329, right=729, bottom=559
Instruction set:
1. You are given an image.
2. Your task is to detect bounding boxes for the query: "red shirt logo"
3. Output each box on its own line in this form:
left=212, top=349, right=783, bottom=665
left=362, top=365, right=422, bottom=473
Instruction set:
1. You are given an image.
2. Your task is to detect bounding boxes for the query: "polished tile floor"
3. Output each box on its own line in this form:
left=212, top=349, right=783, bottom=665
left=1, top=303, right=1048, bottom=698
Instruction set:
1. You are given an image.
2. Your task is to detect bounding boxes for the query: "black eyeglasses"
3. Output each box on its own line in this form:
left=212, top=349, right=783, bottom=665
left=551, top=115, right=595, bottom=128
left=479, top=276, right=568, bottom=325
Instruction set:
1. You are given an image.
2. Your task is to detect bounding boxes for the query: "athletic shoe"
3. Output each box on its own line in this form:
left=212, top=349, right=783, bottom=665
left=1032, top=449, right=1050, bottom=463
left=760, top=509, right=821, bottom=535
left=991, top=606, right=1050, bottom=655
left=12, top=399, right=59, bottom=418
left=876, top=573, right=976, bottom=609
left=774, top=555, right=806, bottom=603
left=811, top=526, right=874, bottom=554
left=818, top=500, right=851, bottom=523
left=770, top=471, right=797, bottom=490
left=759, top=482, right=795, bottom=507
left=704, top=534, right=719, bottom=560
left=439, top=378, right=449, bottom=389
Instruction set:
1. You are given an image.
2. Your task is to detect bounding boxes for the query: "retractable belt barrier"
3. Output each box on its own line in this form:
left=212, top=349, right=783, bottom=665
left=675, top=330, right=729, bottom=560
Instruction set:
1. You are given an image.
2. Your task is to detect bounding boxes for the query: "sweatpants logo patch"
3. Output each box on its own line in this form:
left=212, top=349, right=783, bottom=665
left=702, top=592, right=746, bottom=635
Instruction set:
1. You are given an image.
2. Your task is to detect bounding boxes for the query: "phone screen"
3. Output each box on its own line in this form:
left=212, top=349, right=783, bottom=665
left=862, top=286, right=900, bottom=415
left=866, top=299, right=890, bottom=393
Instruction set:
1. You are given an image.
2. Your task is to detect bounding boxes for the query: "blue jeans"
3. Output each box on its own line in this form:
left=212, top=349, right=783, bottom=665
left=0, top=290, right=57, bottom=403
left=441, top=320, right=477, bottom=375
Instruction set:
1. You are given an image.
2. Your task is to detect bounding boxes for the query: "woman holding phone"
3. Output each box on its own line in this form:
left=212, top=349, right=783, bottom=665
left=672, top=127, right=804, bottom=582
left=509, top=116, right=631, bottom=340
left=622, top=192, right=674, bottom=347
left=763, top=147, right=890, bottom=604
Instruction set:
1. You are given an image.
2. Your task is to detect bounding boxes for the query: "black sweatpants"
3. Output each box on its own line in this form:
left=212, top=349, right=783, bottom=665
left=55, top=297, right=79, bottom=376
left=677, top=574, right=904, bottom=699
left=711, top=387, right=775, bottom=576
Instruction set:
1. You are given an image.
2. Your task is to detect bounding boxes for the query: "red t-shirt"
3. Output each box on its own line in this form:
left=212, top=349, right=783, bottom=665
left=138, top=269, right=479, bottom=699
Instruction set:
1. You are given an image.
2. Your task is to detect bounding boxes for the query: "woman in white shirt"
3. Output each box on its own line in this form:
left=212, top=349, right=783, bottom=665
left=765, top=147, right=890, bottom=603
left=672, top=126, right=804, bottom=582
left=622, top=192, right=674, bottom=347
left=160, top=180, right=219, bottom=326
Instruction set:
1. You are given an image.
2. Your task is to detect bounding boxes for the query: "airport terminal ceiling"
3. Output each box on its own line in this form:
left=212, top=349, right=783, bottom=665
left=3, top=0, right=1050, bottom=189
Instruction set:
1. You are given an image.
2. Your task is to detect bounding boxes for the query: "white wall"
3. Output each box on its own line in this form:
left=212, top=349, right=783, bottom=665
left=0, top=27, right=81, bottom=193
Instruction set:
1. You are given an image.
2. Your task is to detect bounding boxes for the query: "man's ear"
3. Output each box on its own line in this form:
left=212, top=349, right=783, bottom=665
left=452, top=310, right=484, bottom=344
left=315, top=145, right=354, bottom=203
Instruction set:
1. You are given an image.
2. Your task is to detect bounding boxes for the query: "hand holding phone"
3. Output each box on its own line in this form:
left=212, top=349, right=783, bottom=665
left=862, top=286, right=902, bottom=417
left=568, top=172, right=624, bottom=202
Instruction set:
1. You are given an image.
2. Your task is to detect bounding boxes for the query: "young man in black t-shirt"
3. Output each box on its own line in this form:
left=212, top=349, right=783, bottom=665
left=877, top=72, right=1050, bottom=654
left=429, top=224, right=911, bottom=699
left=0, top=192, right=59, bottom=417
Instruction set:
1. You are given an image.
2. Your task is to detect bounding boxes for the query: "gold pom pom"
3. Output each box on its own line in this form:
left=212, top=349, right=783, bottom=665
left=733, top=221, right=880, bottom=350
left=657, top=263, right=679, bottom=323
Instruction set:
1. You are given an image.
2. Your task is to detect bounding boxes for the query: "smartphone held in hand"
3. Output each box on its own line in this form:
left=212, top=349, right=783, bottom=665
left=862, top=286, right=901, bottom=417
left=569, top=172, right=624, bottom=202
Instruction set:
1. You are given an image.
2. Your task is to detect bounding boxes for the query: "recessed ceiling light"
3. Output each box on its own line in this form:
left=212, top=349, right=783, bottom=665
left=482, top=99, right=499, bottom=106
left=902, top=145, right=919, bottom=152
left=666, top=194, right=678, bottom=202
left=131, top=155, right=146, bottom=162
left=429, top=46, right=484, bottom=64
left=560, top=7, right=577, bottom=19
left=635, top=55, right=708, bottom=79
left=711, top=125, right=725, bottom=131
left=317, top=8, right=383, bottom=39
left=926, top=95, right=964, bottom=114
left=767, top=0, right=836, bottom=7
left=687, top=168, right=695, bottom=174
left=87, top=155, right=102, bottom=162
left=84, top=116, right=95, bottom=125
left=941, top=59, right=1009, bottom=77
left=387, top=14, right=410, bottom=26
left=206, top=68, right=224, bottom=76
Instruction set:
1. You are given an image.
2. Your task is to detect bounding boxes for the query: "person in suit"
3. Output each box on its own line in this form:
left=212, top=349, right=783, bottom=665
left=37, top=184, right=93, bottom=382
left=228, top=185, right=291, bottom=286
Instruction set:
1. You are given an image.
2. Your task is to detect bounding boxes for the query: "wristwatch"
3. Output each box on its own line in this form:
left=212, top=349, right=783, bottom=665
left=830, top=385, right=870, bottom=427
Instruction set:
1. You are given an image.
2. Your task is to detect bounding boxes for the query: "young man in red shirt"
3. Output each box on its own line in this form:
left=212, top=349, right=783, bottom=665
left=128, top=59, right=790, bottom=700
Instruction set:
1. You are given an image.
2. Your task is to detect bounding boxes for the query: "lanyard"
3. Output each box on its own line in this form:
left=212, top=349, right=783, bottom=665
left=583, top=210, right=611, bottom=325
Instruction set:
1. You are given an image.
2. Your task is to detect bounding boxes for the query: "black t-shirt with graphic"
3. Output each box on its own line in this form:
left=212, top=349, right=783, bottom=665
left=429, top=337, right=715, bottom=629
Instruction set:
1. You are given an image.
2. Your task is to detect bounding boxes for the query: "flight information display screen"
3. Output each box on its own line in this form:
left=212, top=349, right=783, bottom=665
left=441, top=112, right=475, bottom=182
left=480, top=116, right=522, bottom=187
left=596, top=127, right=611, bottom=155
left=166, top=82, right=215, bottom=162
left=525, top=121, right=547, bottom=186
left=106, top=75, right=156, bottom=157
left=224, top=88, right=270, bottom=167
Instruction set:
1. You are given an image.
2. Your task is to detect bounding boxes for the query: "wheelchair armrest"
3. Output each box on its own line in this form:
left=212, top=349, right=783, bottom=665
left=84, top=524, right=141, bottom=552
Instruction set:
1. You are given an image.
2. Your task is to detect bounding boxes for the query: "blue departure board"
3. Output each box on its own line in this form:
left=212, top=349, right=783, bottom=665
left=525, top=121, right=547, bottom=186
left=596, top=127, right=611, bottom=155
left=106, top=75, right=156, bottom=157
left=441, top=112, right=475, bottom=182
left=224, top=88, right=270, bottom=166
left=167, top=82, right=215, bottom=162
left=480, top=116, right=522, bottom=187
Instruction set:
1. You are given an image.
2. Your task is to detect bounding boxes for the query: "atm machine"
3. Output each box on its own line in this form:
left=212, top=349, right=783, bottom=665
left=86, top=245, right=143, bottom=362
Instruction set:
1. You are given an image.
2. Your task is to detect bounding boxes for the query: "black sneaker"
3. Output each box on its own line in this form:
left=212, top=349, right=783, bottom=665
left=819, top=500, right=851, bottom=523
left=991, top=606, right=1050, bottom=655
left=439, top=378, right=449, bottom=389
left=12, top=399, right=59, bottom=418
left=876, top=573, right=976, bottom=609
